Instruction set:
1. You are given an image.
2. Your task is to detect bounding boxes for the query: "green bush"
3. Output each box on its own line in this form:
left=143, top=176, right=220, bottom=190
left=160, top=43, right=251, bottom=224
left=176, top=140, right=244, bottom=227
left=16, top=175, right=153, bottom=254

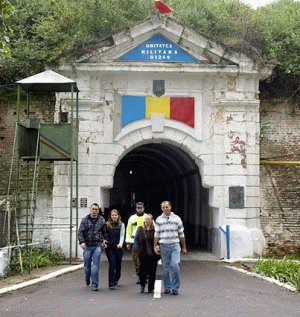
left=1, top=0, right=300, bottom=97
left=11, top=248, right=65, bottom=273
left=253, top=257, right=300, bottom=291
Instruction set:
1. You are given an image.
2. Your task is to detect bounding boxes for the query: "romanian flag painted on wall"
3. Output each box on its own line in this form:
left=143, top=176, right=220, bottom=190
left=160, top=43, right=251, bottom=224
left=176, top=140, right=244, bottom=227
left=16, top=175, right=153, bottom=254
left=122, top=96, right=194, bottom=128
left=155, top=0, right=173, bottom=14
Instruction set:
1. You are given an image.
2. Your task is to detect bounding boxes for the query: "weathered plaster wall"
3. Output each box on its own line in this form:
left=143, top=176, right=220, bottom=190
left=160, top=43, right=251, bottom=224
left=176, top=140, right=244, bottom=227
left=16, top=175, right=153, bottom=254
left=52, top=67, right=264, bottom=258
left=2, top=89, right=299, bottom=257
left=260, top=99, right=300, bottom=255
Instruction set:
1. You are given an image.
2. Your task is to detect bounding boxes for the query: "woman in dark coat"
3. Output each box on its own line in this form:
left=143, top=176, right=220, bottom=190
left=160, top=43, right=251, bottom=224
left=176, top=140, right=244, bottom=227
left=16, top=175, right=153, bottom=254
left=105, top=209, right=125, bottom=290
left=134, top=214, right=159, bottom=293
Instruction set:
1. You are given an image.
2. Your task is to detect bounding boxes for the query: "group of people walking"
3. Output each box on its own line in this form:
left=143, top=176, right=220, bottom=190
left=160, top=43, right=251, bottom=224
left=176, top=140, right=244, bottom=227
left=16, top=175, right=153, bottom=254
left=78, top=200, right=187, bottom=295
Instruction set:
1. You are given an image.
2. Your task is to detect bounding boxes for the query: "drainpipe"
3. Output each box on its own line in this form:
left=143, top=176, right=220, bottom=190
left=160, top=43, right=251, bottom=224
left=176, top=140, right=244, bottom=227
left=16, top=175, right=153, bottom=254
left=219, top=225, right=230, bottom=260
left=260, top=160, right=300, bottom=165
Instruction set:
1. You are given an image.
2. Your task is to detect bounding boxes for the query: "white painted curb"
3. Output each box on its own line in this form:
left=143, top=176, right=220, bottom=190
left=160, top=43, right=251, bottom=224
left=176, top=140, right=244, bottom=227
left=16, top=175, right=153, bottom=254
left=0, top=264, right=83, bottom=295
left=153, top=280, right=162, bottom=299
left=226, top=265, right=298, bottom=292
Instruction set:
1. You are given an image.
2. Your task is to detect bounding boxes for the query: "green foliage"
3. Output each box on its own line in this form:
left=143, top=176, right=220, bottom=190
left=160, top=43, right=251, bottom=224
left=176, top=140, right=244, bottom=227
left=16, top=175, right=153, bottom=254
left=11, top=248, right=65, bottom=273
left=170, top=0, right=300, bottom=95
left=0, top=0, right=150, bottom=83
left=254, top=0, right=300, bottom=95
left=1, top=0, right=78, bottom=82
left=256, top=0, right=300, bottom=73
left=75, top=0, right=148, bottom=38
left=0, top=0, right=15, bottom=58
left=254, top=257, right=300, bottom=291
left=171, top=0, right=256, bottom=50
left=0, top=0, right=300, bottom=96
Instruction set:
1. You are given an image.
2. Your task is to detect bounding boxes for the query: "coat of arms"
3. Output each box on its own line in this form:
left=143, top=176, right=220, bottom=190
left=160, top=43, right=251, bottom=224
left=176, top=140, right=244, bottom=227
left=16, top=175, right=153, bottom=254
left=153, top=80, right=165, bottom=97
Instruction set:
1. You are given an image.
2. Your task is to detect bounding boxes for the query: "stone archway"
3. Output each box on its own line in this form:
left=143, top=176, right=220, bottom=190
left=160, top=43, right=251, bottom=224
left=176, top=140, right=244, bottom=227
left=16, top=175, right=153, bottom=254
left=109, top=141, right=211, bottom=250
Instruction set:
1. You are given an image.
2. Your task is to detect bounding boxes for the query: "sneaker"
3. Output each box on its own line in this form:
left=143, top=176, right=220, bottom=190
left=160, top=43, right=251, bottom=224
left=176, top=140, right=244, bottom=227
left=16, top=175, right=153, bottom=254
left=172, top=290, right=178, bottom=295
left=140, top=286, right=145, bottom=293
left=109, top=286, right=115, bottom=290
left=148, top=289, right=154, bottom=294
left=92, top=286, right=99, bottom=291
left=85, top=279, right=90, bottom=286
left=164, top=289, right=171, bottom=294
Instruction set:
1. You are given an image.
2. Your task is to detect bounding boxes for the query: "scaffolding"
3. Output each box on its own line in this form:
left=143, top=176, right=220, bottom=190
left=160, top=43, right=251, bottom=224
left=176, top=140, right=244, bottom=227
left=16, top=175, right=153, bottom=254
left=3, top=70, right=79, bottom=270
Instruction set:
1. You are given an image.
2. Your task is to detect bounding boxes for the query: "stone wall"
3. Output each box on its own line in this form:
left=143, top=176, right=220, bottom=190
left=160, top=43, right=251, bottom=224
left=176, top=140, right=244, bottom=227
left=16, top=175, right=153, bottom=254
left=0, top=90, right=55, bottom=245
left=260, top=98, right=300, bottom=255
left=0, top=91, right=55, bottom=196
left=2, top=88, right=300, bottom=256
left=0, top=93, right=17, bottom=197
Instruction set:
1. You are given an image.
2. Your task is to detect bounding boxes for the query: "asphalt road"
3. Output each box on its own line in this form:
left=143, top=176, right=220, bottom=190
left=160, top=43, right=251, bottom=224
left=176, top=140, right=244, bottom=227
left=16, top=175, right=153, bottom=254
left=0, top=260, right=299, bottom=317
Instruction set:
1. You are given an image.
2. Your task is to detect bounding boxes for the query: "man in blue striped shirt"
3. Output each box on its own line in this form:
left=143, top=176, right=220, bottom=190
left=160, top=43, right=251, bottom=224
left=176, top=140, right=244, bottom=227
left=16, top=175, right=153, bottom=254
left=154, top=201, right=187, bottom=295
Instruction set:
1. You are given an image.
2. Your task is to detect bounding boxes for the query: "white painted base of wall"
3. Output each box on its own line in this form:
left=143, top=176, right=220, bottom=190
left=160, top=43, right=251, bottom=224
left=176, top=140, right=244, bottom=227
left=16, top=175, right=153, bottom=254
left=50, top=229, right=79, bottom=258
left=0, top=250, right=8, bottom=276
left=220, top=225, right=265, bottom=259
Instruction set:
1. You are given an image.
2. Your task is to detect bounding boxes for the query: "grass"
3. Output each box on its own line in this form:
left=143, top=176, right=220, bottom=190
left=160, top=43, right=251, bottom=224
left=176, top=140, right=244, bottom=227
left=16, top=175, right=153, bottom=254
left=253, top=256, right=300, bottom=292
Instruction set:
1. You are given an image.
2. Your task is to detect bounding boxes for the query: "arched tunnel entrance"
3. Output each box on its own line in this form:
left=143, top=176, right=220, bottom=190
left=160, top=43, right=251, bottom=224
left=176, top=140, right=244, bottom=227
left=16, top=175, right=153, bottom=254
left=109, top=143, right=211, bottom=250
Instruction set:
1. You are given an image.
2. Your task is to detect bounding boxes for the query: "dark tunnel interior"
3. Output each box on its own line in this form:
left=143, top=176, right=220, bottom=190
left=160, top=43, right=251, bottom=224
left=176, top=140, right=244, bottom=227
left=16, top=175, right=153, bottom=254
left=109, top=143, right=211, bottom=250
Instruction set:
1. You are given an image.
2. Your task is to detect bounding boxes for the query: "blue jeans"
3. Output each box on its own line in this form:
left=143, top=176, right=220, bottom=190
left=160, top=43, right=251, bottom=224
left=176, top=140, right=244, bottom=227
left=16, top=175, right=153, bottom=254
left=106, top=248, right=124, bottom=287
left=83, top=244, right=102, bottom=287
left=160, top=242, right=181, bottom=291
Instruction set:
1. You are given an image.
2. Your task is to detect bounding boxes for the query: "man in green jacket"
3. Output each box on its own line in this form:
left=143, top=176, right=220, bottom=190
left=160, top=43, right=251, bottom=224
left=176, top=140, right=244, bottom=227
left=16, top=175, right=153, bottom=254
left=126, top=202, right=148, bottom=283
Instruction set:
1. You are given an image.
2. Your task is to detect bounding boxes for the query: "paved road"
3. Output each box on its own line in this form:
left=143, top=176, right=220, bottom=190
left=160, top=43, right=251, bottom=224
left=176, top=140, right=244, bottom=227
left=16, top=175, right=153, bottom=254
left=0, top=260, right=299, bottom=317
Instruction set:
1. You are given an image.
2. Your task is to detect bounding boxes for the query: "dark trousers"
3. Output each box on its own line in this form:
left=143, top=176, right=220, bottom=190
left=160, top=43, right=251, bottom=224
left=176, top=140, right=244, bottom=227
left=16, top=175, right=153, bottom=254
left=139, top=256, right=158, bottom=292
left=132, top=248, right=140, bottom=275
left=106, top=248, right=124, bottom=287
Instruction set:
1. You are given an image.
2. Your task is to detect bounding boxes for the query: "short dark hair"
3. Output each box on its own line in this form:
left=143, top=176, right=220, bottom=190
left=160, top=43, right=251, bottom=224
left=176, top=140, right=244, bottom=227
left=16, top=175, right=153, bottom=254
left=91, top=203, right=99, bottom=209
left=135, top=202, right=144, bottom=208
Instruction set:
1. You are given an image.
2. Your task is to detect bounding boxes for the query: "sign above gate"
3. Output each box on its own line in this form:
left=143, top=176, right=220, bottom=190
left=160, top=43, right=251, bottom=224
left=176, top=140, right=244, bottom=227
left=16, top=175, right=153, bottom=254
left=119, top=35, right=198, bottom=63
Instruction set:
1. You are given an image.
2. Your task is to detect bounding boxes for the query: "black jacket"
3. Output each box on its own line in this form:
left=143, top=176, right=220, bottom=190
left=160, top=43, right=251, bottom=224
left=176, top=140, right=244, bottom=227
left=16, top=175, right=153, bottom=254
left=78, top=214, right=108, bottom=246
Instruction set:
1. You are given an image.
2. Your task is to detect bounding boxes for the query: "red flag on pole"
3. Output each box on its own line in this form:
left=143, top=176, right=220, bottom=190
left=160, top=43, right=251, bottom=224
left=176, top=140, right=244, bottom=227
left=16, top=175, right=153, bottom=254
left=155, top=0, right=173, bottom=14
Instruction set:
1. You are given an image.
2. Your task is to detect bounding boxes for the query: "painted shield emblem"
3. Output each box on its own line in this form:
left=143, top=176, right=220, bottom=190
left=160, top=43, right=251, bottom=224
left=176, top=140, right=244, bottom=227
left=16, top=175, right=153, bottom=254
left=153, top=80, right=165, bottom=97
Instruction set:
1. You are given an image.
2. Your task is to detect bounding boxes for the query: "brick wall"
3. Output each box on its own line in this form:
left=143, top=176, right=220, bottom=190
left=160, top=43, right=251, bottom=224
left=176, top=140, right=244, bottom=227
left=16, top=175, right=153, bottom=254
left=0, top=93, right=16, bottom=197
left=260, top=98, right=300, bottom=255
left=0, top=90, right=55, bottom=199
